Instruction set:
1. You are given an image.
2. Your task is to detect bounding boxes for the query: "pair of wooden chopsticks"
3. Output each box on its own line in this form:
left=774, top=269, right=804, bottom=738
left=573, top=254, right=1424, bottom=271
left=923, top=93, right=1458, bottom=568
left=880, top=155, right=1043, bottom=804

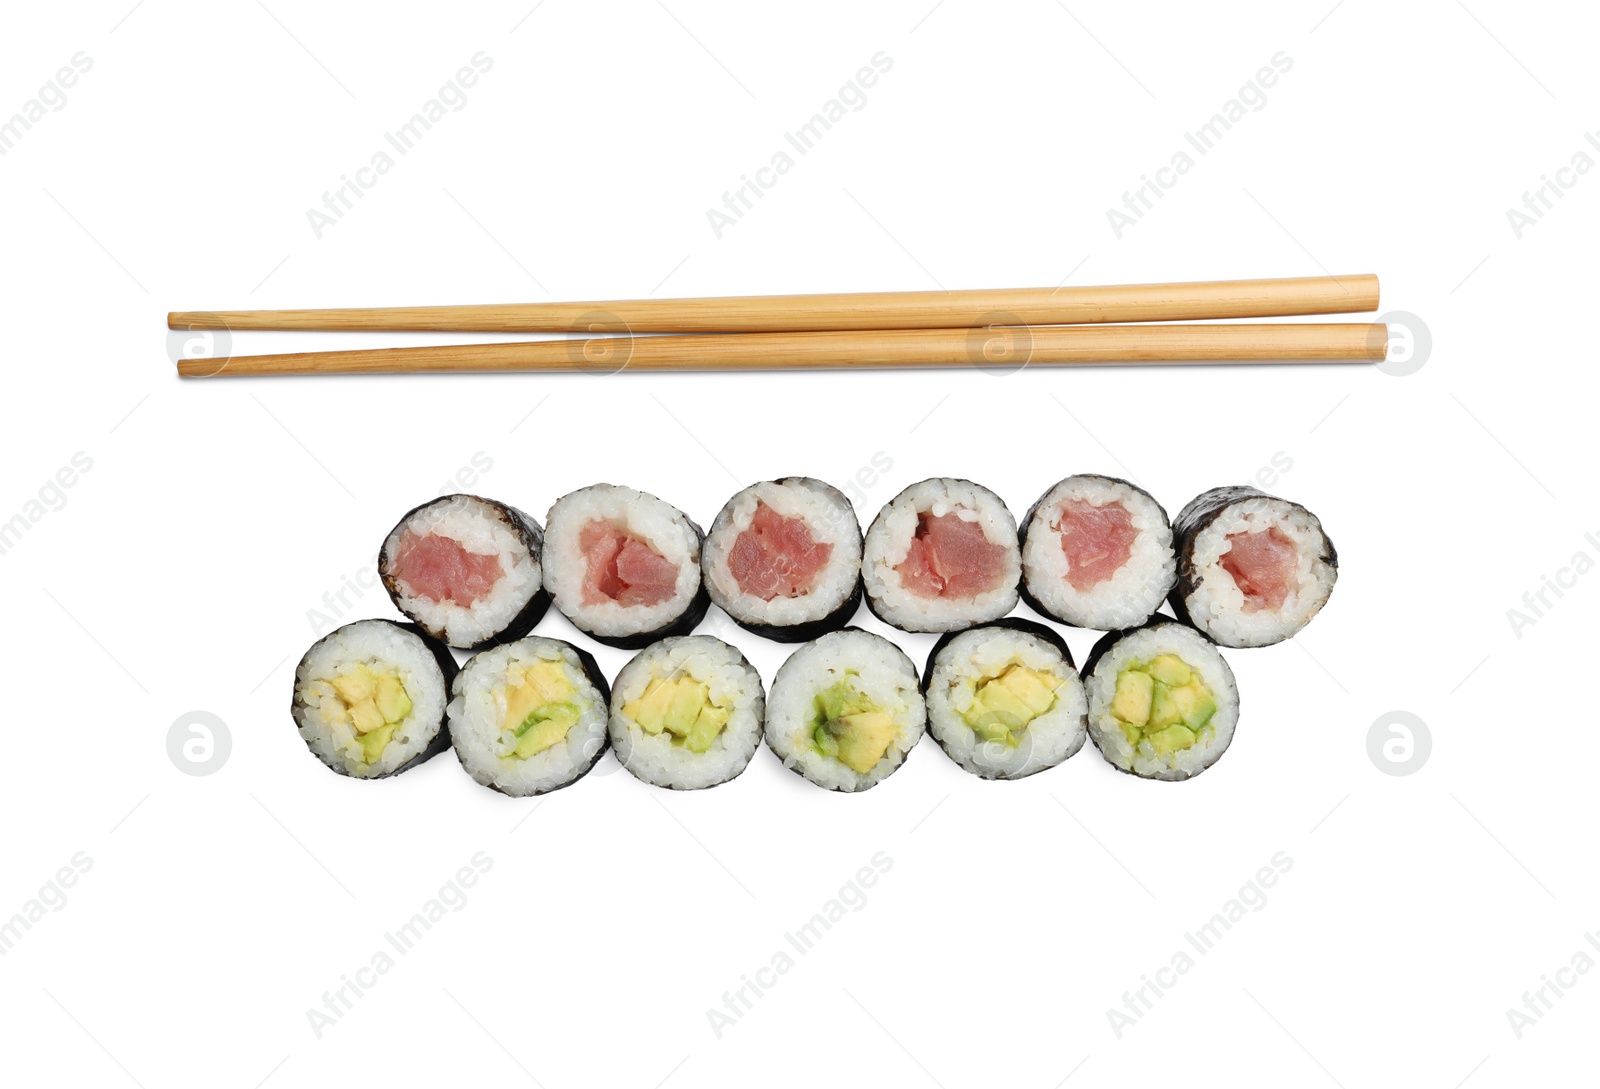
left=168, top=274, right=1385, bottom=376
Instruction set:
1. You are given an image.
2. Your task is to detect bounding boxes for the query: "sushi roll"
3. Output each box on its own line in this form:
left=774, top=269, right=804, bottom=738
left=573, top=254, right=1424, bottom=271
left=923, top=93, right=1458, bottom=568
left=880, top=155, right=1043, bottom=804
left=861, top=478, right=1021, bottom=633
left=921, top=618, right=1088, bottom=780
left=1019, top=474, right=1176, bottom=630
left=379, top=493, right=550, bottom=650
left=448, top=636, right=610, bottom=797
left=609, top=636, right=765, bottom=790
left=1082, top=619, right=1238, bottom=781
left=764, top=628, right=926, bottom=791
left=542, top=484, right=711, bottom=650
left=291, top=619, right=456, bottom=779
left=1169, top=486, right=1337, bottom=648
left=701, top=477, right=863, bottom=642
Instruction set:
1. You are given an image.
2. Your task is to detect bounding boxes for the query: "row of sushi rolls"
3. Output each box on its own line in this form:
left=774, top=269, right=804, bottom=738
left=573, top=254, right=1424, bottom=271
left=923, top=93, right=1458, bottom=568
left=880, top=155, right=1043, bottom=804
left=292, top=475, right=1337, bottom=793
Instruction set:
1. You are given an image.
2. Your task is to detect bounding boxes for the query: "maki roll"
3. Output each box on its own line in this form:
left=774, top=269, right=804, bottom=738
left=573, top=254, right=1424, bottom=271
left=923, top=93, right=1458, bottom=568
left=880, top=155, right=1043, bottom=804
left=921, top=618, right=1087, bottom=781
left=609, top=636, right=765, bottom=790
left=1019, top=475, right=1176, bottom=630
left=291, top=619, right=456, bottom=779
left=542, top=484, right=710, bottom=649
left=1169, top=486, right=1337, bottom=648
left=701, top=477, right=863, bottom=642
left=765, top=628, right=926, bottom=791
left=448, top=636, right=610, bottom=797
left=1082, top=619, right=1238, bottom=781
left=862, top=478, right=1021, bottom=633
left=380, top=493, right=549, bottom=649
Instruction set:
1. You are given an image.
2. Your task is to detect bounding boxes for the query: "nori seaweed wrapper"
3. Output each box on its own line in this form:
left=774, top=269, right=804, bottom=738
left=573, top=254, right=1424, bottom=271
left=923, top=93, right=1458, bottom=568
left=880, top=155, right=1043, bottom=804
left=1017, top=473, right=1174, bottom=629
left=1168, top=485, right=1337, bottom=646
left=379, top=493, right=551, bottom=651
left=292, top=619, right=458, bottom=779
left=703, top=476, right=864, bottom=644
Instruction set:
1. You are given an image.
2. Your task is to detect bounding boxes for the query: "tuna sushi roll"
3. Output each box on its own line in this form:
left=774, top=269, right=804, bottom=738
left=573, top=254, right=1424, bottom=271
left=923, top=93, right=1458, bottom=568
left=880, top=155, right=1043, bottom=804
left=764, top=628, right=926, bottom=791
left=921, top=619, right=1087, bottom=780
left=379, top=493, right=550, bottom=649
left=1169, top=486, right=1337, bottom=648
left=701, top=478, right=863, bottom=642
left=862, top=478, right=1021, bottom=633
left=1019, top=475, right=1176, bottom=630
left=542, top=484, right=710, bottom=650
left=609, top=636, right=765, bottom=790
left=448, top=636, right=610, bottom=797
left=291, top=619, right=456, bottom=779
left=1083, top=619, right=1238, bottom=781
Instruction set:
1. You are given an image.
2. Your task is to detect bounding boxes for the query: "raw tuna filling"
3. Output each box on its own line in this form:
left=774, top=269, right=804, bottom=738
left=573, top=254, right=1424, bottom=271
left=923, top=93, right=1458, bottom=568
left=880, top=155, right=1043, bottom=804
left=1220, top=527, right=1297, bottom=612
left=894, top=511, right=1009, bottom=599
left=579, top=519, right=679, bottom=607
left=727, top=502, right=833, bottom=601
left=1053, top=499, right=1136, bottom=591
left=393, top=532, right=504, bottom=606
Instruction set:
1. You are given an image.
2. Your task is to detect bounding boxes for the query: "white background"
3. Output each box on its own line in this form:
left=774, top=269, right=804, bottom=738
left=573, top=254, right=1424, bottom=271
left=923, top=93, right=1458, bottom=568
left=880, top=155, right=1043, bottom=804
left=0, top=1, right=1591, bottom=1085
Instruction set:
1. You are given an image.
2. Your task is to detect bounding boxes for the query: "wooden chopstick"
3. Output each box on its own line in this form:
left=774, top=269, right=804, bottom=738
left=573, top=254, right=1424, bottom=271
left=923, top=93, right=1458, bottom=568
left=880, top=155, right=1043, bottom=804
left=175, top=323, right=1387, bottom=377
left=168, top=274, right=1378, bottom=335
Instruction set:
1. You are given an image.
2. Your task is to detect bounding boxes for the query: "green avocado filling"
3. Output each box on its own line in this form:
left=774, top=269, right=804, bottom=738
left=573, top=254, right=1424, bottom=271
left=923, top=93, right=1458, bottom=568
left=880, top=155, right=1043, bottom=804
left=1108, top=654, right=1217, bottom=756
left=322, top=665, right=413, bottom=764
left=810, top=677, right=899, bottom=774
left=621, top=675, right=732, bottom=753
left=957, top=663, right=1060, bottom=747
left=502, top=661, right=582, bottom=760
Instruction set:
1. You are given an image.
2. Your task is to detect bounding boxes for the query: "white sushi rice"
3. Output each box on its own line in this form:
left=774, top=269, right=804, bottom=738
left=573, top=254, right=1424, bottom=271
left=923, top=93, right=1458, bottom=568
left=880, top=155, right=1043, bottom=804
left=609, top=636, right=764, bottom=789
left=1085, top=623, right=1238, bottom=781
left=1181, top=496, right=1336, bottom=648
left=703, top=479, right=861, bottom=629
left=293, top=619, right=449, bottom=779
left=1021, top=476, right=1175, bottom=630
left=764, top=629, right=926, bottom=791
left=382, top=495, right=542, bottom=647
left=543, top=484, right=702, bottom=640
left=925, top=626, right=1087, bottom=780
left=862, top=478, right=1021, bottom=632
left=448, top=637, right=608, bottom=797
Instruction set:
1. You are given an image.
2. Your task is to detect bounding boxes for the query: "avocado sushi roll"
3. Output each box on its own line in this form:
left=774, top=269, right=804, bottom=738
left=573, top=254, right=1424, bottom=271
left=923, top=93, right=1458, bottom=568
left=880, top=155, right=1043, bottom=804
left=448, top=636, right=610, bottom=797
left=702, top=477, right=863, bottom=642
left=1019, top=475, right=1176, bottom=631
left=609, top=636, right=765, bottom=790
left=764, top=628, right=926, bottom=791
left=379, top=493, right=550, bottom=650
left=291, top=619, right=457, bottom=779
left=861, top=478, right=1021, bottom=633
left=1082, top=619, right=1238, bottom=781
left=1169, top=486, right=1337, bottom=648
left=922, top=619, right=1087, bottom=780
left=542, top=484, right=711, bottom=650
